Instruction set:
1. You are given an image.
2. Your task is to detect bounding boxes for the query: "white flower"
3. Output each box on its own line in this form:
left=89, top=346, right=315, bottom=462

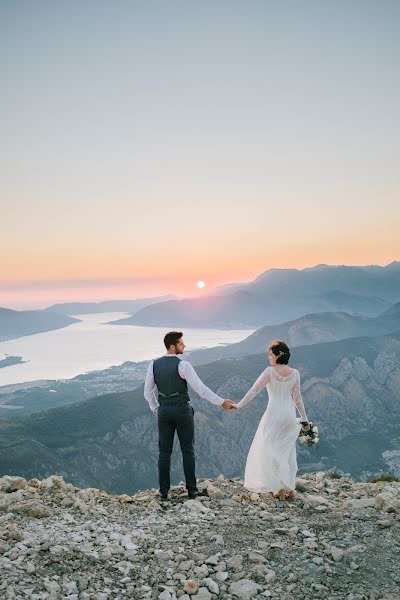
left=312, top=426, right=318, bottom=433
left=314, top=437, right=319, bottom=444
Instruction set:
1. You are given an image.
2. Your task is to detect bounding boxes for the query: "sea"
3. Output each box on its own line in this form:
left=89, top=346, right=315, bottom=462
left=0, top=312, right=254, bottom=386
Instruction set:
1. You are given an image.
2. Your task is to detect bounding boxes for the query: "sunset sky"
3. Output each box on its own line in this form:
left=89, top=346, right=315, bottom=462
left=1, top=1, right=399, bottom=308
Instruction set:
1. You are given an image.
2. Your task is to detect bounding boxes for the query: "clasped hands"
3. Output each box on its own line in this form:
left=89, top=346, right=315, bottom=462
left=221, top=399, right=238, bottom=410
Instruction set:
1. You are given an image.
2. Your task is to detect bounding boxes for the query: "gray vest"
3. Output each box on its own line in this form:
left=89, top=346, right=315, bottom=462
left=153, top=356, right=189, bottom=401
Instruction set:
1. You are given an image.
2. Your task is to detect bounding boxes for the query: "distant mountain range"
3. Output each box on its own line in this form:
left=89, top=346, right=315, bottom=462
left=188, top=302, right=400, bottom=365
left=0, top=308, right=79, bottom=342
left=1, top=302, right=399, bottom=418
left=1, top=331, right=399, bottom=492
left=124, top=263, right=400, bottom=328
left=44, top=295, right=177, bottom=316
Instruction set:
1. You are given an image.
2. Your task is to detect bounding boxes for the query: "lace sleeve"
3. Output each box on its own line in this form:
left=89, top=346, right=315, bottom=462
left=236, top=367, right=270, bottom=409
left=291, top=370, right=308, bottom=420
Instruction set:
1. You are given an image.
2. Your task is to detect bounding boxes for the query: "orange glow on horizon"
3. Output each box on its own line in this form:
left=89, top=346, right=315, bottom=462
left=1, top=252, right=399, bottom=311
left=2, top=223, right=399, bottom=309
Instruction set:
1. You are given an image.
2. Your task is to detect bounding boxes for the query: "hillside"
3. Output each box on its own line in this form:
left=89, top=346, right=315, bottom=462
left=44, top=295, right=177, bottom=316
left=188, top=306, right=400, bottom=365
left=0, top=308, right=79, bottom=342
left=0, top=473, right=399, bottom=599
left=127, top=264, right=398, bottom=328
left=0, top=332, right=399, bottom=492
left=2, top=304, right=398, bottom=419
left=381, top=300, right=400, bottom=317
left=0, top=360, right=149, bottom=418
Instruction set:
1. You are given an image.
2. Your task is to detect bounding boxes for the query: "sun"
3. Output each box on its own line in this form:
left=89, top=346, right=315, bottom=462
left=196, top=280, right=206, bottom=289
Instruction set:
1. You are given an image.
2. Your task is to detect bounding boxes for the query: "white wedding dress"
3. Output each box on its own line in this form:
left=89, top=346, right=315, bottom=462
left=236, top=366, right=308, bottom=494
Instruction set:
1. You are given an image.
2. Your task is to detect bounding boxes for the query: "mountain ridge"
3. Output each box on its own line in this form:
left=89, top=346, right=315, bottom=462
left=188, top=306, right=400, bottom=365
left=1, top=331, right=399, bottom=492
left=127, top=264, right=399, bottom=328
left=43, top=295, right=177, bottom=316
left=0, top=308, right=79, bottom=342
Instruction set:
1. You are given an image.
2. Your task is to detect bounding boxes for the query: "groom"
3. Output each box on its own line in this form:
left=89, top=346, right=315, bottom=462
left=144, top=331, right=235, bottom=500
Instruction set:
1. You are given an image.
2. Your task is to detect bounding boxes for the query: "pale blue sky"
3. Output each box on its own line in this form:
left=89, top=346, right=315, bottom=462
left=1, top=0, right=399, bottom=305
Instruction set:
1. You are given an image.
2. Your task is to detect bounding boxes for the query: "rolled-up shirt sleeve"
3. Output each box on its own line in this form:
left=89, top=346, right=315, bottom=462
left=144, top=360, right=159, bottom=413
left=179, top=361, right=224, bottom=406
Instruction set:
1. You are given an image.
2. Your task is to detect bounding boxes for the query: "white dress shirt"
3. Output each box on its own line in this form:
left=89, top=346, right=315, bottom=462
left=144, top=354, right=224, bottom=413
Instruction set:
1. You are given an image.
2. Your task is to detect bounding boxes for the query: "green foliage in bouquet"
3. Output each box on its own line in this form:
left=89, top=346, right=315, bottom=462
left=298, top=422, right=319, bottom=446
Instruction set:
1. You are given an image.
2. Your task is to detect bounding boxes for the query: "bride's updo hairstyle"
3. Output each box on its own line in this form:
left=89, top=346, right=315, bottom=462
left=269, top=340, right=291, bottom=365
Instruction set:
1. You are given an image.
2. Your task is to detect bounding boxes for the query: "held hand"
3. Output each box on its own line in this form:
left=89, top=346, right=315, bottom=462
left=300, top=421, right=310, bottom=431
left=221, top=399, right=237, bottom=410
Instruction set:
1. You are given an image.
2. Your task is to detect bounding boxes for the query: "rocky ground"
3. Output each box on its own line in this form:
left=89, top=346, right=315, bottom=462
left=0, top=473, right=399, bottom=600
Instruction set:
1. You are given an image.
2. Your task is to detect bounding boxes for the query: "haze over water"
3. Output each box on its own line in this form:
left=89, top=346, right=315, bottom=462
left=0, top=313, right=254, bottom=386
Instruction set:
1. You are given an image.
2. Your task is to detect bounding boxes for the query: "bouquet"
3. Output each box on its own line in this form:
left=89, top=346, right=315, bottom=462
left=298, top=421, right=319, bottom=446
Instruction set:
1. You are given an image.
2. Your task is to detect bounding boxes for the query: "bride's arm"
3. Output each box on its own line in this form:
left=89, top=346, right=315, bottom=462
left=235, top=368, right=270, bottom=409
left=291, top=370, right=308, bottom=421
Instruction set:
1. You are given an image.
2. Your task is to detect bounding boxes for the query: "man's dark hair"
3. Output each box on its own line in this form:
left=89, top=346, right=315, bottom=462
left=164, top=331, right=183, bottom=350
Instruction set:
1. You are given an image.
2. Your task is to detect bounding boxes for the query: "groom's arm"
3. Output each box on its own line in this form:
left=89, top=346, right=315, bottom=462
left=144, top=360, right=160, bottom=413
left=179, top=360, right=227, bottom=407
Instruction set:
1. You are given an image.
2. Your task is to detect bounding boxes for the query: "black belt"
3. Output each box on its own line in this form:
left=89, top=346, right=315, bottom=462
left=158, top=392, right=190, bottom=404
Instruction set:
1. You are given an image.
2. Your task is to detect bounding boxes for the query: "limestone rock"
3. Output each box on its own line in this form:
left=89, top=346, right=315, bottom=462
left=330, top=546, right=345, bottom=561
left=39, top=475, right=69, bottom=490
left=347, top=497, right=375, bottom=509
left=0, top=476, right=27, bottom=493
left=229, top=578, right=262, bottom=599
left=202, top=578, right=219, bottom=594
left=375, top=491, right=400, bottom=513
left=155, top=549, right=174, bottom=561
left=193, top=588, right=211, bottom=600
left=0, top=472, right=398, bottom=599
left=12, top=500, right=50, bottom=518
left=226, top=554, right=244, bottom=571
left=181, top=500, right=210, bottom=513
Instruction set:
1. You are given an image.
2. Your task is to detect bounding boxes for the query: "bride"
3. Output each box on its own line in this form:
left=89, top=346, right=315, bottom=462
left=234, top=340, right=309, bottom=500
